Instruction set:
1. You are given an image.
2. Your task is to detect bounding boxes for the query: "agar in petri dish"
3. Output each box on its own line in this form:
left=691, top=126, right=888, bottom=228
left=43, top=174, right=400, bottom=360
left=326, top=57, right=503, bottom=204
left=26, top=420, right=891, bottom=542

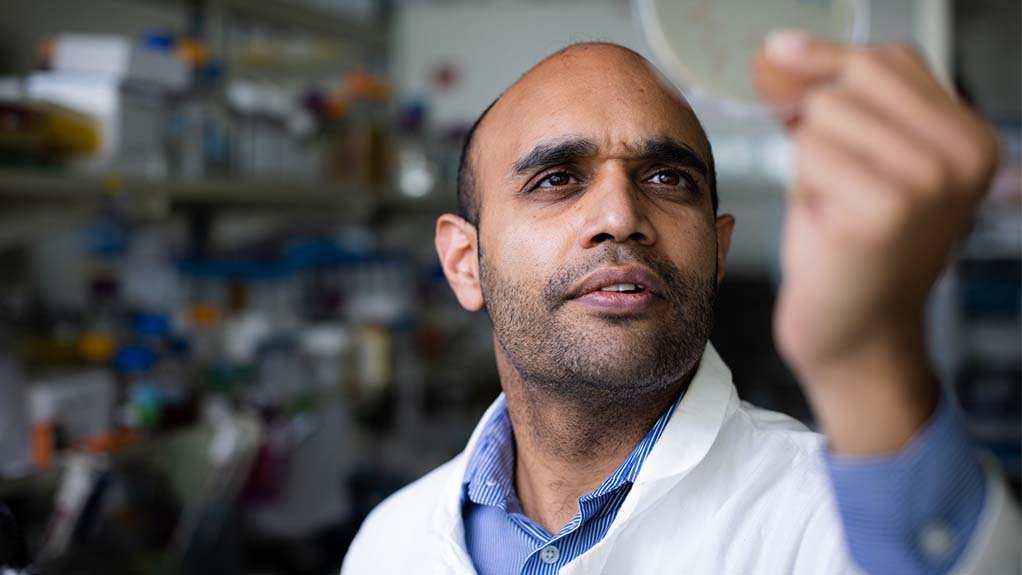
left=636, top=0, right=869, bottom=116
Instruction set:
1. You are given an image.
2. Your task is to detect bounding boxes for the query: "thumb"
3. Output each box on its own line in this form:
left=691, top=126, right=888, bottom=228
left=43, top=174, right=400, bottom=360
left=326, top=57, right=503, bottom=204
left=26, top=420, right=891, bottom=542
left=752, top=30, right=852, bottom=123
left=762, top=29, right=850, bottom=81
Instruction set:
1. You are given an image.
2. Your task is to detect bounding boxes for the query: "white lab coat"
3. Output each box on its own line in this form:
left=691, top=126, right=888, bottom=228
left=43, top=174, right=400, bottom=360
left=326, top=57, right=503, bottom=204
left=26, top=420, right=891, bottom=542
left=342, top=345, right=1020, bottom=574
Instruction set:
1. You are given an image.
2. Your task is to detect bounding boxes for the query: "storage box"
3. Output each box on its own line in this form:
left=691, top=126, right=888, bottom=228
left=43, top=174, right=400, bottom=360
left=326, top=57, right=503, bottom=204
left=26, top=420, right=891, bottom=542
left=26, top=72, right=168, bottom=177
left=50, top=33, right=188, bottom=92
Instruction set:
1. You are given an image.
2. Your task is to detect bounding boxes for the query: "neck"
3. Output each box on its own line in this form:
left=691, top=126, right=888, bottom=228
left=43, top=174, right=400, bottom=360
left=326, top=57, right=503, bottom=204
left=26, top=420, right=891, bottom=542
left=494, top=344, right=686, bottom=536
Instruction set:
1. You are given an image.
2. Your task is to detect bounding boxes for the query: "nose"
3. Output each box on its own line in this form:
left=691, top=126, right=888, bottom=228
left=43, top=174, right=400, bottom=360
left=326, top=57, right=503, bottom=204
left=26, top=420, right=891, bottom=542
left=578, top=168, right=656, bottom=248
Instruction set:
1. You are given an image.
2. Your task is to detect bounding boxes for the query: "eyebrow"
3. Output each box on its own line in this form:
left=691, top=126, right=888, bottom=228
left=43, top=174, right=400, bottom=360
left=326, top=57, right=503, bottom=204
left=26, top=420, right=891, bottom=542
left=511, top=137, right=599, bottom=176
left=637, top=136, right=708, bottom=178
left=509, top=135, right=708, bottom=179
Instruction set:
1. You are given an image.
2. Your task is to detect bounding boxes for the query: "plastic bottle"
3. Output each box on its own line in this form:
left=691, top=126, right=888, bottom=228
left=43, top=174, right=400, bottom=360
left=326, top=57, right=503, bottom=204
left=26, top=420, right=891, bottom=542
left=77, top=274, right=120, bottom=365
left=28, top=389, right=57, bottom=470
left=133, top=312, right=195, bottom=427
left=113, top=345, right=161, bottom=430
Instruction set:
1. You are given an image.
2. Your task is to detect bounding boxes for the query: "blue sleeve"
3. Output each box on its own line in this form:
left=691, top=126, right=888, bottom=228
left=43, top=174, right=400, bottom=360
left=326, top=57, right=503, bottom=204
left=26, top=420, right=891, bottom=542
left=823, top=396, right=987, bottom=575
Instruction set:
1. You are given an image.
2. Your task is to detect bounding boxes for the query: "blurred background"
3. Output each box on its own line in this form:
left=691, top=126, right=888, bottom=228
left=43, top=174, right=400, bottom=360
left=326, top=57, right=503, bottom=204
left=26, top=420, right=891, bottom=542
left=0, top=0, right=1017, bottom=573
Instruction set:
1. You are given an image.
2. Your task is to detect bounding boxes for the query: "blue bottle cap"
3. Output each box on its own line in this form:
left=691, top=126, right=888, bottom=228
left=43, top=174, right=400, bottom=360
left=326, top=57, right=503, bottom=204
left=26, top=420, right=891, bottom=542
left=134, top=313, right=171, bottom=339
left=114, top=345, right=157, bottom=374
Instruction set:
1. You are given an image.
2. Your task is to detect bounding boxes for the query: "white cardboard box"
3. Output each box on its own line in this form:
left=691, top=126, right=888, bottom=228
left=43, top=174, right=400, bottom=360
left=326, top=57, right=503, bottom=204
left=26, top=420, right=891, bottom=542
left=51, top=33, right=188, bottom=92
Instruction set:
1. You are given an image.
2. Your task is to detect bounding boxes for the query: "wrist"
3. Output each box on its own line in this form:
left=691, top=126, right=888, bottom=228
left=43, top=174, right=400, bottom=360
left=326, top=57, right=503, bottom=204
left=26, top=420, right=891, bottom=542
left=796, top=320, right=939, bottom=456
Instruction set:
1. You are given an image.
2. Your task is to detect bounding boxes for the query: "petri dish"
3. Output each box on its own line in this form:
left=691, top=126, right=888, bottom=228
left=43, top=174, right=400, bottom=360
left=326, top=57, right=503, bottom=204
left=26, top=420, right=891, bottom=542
left=635, top=0, right=869, bottom=117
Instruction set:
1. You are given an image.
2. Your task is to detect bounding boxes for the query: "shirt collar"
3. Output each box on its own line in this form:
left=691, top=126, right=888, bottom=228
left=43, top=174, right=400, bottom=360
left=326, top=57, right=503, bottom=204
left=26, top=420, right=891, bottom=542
left=461, top=389, right=683, bottom=511
left=462, top=396, right=517, bottom=510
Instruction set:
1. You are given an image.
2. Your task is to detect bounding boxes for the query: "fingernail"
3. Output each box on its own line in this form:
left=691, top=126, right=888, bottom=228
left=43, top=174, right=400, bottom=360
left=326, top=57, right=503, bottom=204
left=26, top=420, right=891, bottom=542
left=765, top=29, right=811, bottom=61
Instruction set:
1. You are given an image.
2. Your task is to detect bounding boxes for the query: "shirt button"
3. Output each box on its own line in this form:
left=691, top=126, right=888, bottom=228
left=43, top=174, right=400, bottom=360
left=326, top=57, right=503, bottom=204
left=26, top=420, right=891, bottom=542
left=918, top=521, right=955, bottom=560
left=540, top=544, right=560, bottom=564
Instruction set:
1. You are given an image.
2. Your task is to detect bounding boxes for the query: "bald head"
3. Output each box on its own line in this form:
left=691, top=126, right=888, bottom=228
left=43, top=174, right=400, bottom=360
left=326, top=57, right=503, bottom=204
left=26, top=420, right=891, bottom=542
left=457, top=42, right=717, bottom=226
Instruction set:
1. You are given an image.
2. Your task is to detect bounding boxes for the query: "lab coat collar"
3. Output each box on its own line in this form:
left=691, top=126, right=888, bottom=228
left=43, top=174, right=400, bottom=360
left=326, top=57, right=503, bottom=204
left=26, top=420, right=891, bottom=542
left=605, top=343, right=737, bottom=538
left=428, top=342, right=738, bottom=569
left=631, top=342, right=736, bottom=485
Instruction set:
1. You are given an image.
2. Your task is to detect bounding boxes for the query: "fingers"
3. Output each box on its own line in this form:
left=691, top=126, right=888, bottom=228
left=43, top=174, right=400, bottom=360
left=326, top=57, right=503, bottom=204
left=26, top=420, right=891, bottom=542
left=845, top=51, right=995, bottom=194
left=757, top=31, right=944, bottom=101
left=868, top=44, right=950, bottom=98
left=802, top=87, right=950, bottom=199
left=757, top=32, right=1000, bottom=200
left=752, top=30, right=849, bottom=114
left=792, top=123, right=905, bottom=243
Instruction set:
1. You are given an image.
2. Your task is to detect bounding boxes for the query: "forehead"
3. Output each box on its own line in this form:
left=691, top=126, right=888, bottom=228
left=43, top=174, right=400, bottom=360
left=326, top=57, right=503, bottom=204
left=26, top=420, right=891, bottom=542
left=475, top=46, right=709, bottom=178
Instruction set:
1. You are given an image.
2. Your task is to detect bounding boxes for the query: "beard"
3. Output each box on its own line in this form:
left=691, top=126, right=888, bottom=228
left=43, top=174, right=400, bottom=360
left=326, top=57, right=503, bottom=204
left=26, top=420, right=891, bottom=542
left=479, top=241, right=717, bottom=407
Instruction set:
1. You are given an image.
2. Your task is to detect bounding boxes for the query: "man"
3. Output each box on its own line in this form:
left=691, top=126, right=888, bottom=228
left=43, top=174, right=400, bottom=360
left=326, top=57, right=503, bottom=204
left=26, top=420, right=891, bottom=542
left=343, top=31, right=1019, bottom=574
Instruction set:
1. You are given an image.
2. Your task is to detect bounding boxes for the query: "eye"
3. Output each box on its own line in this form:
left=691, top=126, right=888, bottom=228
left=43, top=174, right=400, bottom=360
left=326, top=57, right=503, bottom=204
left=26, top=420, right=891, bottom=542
left=647, top=169, right=683, bottom=186
left=537, top=171, right=577, bottom=188
left=643, top=168, right=699, bottom=194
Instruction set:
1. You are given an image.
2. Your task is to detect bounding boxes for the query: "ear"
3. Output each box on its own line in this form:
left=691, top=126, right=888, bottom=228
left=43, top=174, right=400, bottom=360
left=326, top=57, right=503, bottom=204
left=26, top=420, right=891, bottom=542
left=435, top=213, right=485, bottom=311
left=714, top=214, right=736, bottom=287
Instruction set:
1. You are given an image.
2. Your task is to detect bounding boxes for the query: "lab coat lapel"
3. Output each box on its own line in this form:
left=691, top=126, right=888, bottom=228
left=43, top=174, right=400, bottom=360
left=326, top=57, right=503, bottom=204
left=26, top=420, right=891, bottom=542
left=631, top=343, right=737, bottom=486
left=562, top=343, right=739, bottom=574
left=428, top=396, right=507, bottom=574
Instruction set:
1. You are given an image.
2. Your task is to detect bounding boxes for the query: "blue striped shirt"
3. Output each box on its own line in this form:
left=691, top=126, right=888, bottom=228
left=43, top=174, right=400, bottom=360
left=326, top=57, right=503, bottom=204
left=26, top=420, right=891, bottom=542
left=461, top=394, right=680, bottom=575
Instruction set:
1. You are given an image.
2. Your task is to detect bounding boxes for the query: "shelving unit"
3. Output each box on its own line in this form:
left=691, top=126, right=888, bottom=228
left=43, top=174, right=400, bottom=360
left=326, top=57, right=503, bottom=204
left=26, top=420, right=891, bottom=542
left=0, top=171, right=357, bottom=250
left=219, top=0, right=382, bottom=48
left=952, top=202, right=1022, bottom=486
left=127, top=0, right=382, bottom=46
left=0, top=3, right=445, bottom=574
left=0, top=170, right=369, bottom=210
left=0, top=0, right=390, bottom=227
left=0, top=169, right=455, bottom=248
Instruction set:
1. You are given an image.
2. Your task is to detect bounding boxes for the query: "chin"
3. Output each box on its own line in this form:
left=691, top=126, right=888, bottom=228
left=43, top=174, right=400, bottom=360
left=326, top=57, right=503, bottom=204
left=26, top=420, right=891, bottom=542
left=561, top=342, right=689, bottom=391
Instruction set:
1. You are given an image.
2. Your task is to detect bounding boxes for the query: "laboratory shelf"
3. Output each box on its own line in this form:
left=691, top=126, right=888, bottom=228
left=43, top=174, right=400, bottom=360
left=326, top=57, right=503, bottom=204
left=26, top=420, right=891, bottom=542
left=0, top=170, right=455, bottom=211
left=0, top=170, right=367, bottom=210
left=0, top=169, right=455, bottom=248
left=221, top=0, right=382, bottom=47
left=0, top=170, right=368, bottom=250
left=129, top=0, right=383, bottom=47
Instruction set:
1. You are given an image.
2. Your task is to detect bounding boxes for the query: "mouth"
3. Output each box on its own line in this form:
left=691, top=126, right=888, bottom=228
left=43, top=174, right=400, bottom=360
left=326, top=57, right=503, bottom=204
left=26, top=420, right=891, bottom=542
left=567, top=266, right=667, bottom=313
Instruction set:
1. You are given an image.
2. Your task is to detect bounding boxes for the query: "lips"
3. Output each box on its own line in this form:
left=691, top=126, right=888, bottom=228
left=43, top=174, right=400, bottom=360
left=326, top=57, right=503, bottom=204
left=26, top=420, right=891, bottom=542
left=563, top=266, right=667, bottom=313
left=567, top=266, right=667, bottom=300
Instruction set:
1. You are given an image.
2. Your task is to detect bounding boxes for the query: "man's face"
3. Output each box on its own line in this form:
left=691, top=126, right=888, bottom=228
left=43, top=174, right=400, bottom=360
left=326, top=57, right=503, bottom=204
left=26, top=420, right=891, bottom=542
left=450, top=45, right=733, bottom=402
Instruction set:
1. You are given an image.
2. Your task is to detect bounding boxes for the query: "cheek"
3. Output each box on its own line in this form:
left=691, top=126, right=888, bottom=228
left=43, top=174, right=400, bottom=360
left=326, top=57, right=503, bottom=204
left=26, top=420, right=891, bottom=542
left=656, top=218, right=718, bottom=273
left=484, top=214, right=575, bottom=283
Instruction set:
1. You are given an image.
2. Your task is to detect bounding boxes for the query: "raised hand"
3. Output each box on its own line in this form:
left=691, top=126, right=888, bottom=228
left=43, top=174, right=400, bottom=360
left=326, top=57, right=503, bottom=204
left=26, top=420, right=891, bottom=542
left=754, top=31, right=1000, bottom=455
